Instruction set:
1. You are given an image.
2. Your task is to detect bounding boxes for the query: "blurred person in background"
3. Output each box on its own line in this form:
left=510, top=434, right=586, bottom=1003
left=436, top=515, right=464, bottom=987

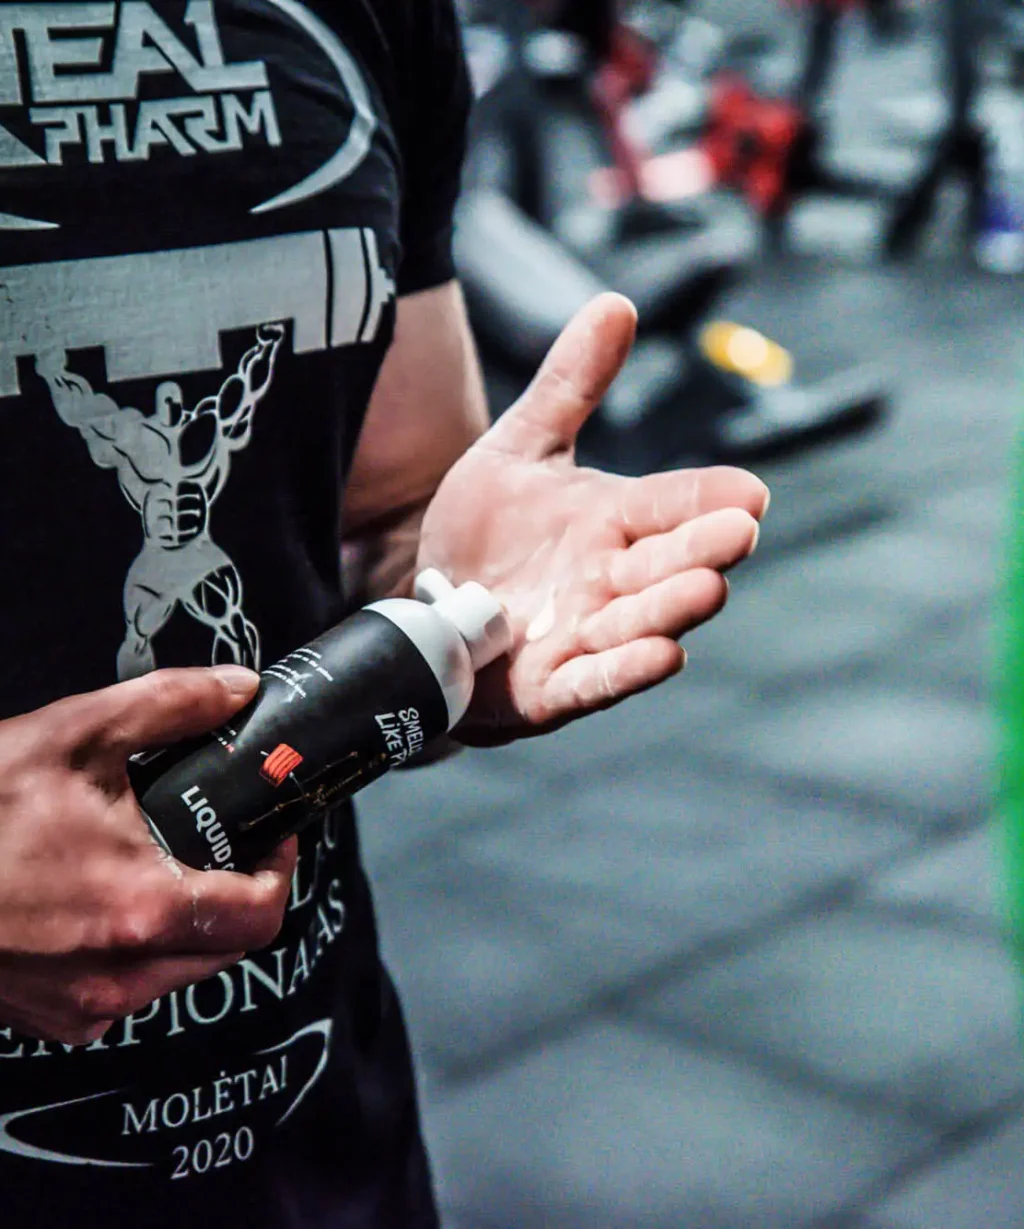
left=0, top=1, right=768, bottom=1227
left=795, top=0, right=1024, bottom=269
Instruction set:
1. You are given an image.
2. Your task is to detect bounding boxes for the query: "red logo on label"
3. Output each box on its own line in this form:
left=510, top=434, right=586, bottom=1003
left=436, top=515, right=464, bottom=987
left=261, top=744, right=304, bottom=787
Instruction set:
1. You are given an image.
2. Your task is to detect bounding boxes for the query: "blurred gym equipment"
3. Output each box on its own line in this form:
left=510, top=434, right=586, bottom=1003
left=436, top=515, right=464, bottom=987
left=456, top=0, right=890, bottom=472
left=600, top=1, right=1022, bottom=271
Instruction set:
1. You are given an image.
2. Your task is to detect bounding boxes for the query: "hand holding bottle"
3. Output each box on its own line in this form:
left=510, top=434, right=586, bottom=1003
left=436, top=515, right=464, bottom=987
left=133, top=584, right=511, bottom=875
left=0, top=667, right=295, bottom=1044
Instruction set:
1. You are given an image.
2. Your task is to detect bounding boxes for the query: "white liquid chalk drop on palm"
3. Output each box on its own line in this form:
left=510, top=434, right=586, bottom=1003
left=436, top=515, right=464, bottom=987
left=526, top=598, right=557, bottom=643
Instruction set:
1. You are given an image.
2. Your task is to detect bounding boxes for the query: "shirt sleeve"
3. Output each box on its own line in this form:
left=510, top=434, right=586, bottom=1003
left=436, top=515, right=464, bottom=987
left=393, top=0, right=472, bottom=296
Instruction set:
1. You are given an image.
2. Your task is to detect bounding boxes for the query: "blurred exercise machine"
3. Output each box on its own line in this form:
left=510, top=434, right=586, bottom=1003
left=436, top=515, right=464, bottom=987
left=455, top=0, right=890, bottom=472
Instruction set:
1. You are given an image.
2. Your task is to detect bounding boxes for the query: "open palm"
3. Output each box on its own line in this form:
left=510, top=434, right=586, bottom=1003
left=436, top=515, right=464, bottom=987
left=417, top=295, right=770, bottom=745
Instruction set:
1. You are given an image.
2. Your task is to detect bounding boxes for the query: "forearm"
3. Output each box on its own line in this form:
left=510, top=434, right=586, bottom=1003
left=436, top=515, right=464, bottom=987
left=340, top=281, right=489, bottom=606
left=341, top=502, right=426, bottom=606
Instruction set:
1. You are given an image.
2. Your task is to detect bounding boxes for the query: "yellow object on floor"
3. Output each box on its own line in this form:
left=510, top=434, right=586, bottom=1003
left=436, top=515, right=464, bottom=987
left=700, top=321, right=795, bottom=388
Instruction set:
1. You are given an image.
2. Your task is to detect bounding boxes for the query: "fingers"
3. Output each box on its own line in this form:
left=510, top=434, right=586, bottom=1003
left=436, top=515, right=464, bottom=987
left=97, top=952, right=246, bottom=1017
left=581, top=569, right=731, bottom=655
left=609, top=508, right=760, bottom=596
left=1, top=837, right=299, bottom=1045
left=0, top=951, right=245, bottom=1047
left=90, top=835, right=297, bottom=957
left=544, top=637, right=686, bottom=718
left=486, top=293, right=638, bottom=461
left=539, top=568, right=731, bottom=721
left=58, top=666, right=261, bottom=763
left=619, top=467, right=770, bottom=541
left=160, top=836, right=298, bottom=955
left=67, top=952, right=244, bottom=1029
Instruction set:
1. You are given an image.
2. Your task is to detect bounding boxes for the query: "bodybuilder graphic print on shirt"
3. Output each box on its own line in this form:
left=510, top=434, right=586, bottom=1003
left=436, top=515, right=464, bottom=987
left=1, top=226, right=395, bottom=677
left=38, top=324, right=283, bottom=677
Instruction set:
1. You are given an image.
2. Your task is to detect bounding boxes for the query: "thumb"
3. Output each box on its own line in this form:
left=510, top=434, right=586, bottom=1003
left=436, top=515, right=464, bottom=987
left=486, top=293, right=638, bottom=461
left=58, top=665, right=260, bottom=763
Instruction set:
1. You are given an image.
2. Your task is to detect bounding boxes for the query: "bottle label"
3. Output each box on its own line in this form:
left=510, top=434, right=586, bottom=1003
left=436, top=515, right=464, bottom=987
left=374, top=708, right=425, bottom=765
left=133, top=611, right=450, bottom=872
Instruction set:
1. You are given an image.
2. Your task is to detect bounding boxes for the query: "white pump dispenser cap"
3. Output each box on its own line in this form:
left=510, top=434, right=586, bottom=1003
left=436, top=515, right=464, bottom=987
left=414, top=569, right=513, bottom=672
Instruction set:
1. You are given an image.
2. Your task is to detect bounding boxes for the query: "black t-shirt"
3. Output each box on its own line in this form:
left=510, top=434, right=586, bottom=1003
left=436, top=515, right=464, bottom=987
left=0, top=3, right=470, bottom=1225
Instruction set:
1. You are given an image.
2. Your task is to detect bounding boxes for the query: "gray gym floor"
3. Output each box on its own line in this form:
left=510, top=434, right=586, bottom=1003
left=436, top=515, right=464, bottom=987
left=360, top=8, right=1024, bottom=1228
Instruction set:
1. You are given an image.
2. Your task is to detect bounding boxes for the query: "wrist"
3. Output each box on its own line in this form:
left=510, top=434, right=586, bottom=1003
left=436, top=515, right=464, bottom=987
left=341, top=508, right=426, bottom=604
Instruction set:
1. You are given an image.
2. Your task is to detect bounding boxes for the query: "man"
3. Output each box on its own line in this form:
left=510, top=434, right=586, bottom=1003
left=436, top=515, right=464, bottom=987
left=0, top=2, right=768, bottom=1225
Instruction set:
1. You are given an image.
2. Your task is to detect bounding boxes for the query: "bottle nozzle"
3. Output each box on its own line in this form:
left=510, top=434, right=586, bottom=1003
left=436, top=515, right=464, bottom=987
left=414, top=569, right=513, bottom=672
left=414, top=569, right=457, bottom=606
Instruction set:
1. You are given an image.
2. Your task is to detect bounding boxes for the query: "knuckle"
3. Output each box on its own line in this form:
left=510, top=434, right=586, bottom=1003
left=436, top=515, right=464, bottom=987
left=68, top=975, right=131, bottom=1023
left=45, top=692, right=96, bottom=745
left=141, top=670, right=196, bottom=718
left=66, top=873, right=172, bottom=955
left=62, top=692, right=132, bottom=760
left=10, top=774, right=68, bottom=837
left=108, top=898, right=172, bottom=950
left=146, top=668, right=226, bottom=731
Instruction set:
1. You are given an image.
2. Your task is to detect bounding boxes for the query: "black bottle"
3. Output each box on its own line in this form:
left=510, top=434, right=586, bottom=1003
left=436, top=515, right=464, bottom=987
left=131, top=571, right=512, bottom=873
